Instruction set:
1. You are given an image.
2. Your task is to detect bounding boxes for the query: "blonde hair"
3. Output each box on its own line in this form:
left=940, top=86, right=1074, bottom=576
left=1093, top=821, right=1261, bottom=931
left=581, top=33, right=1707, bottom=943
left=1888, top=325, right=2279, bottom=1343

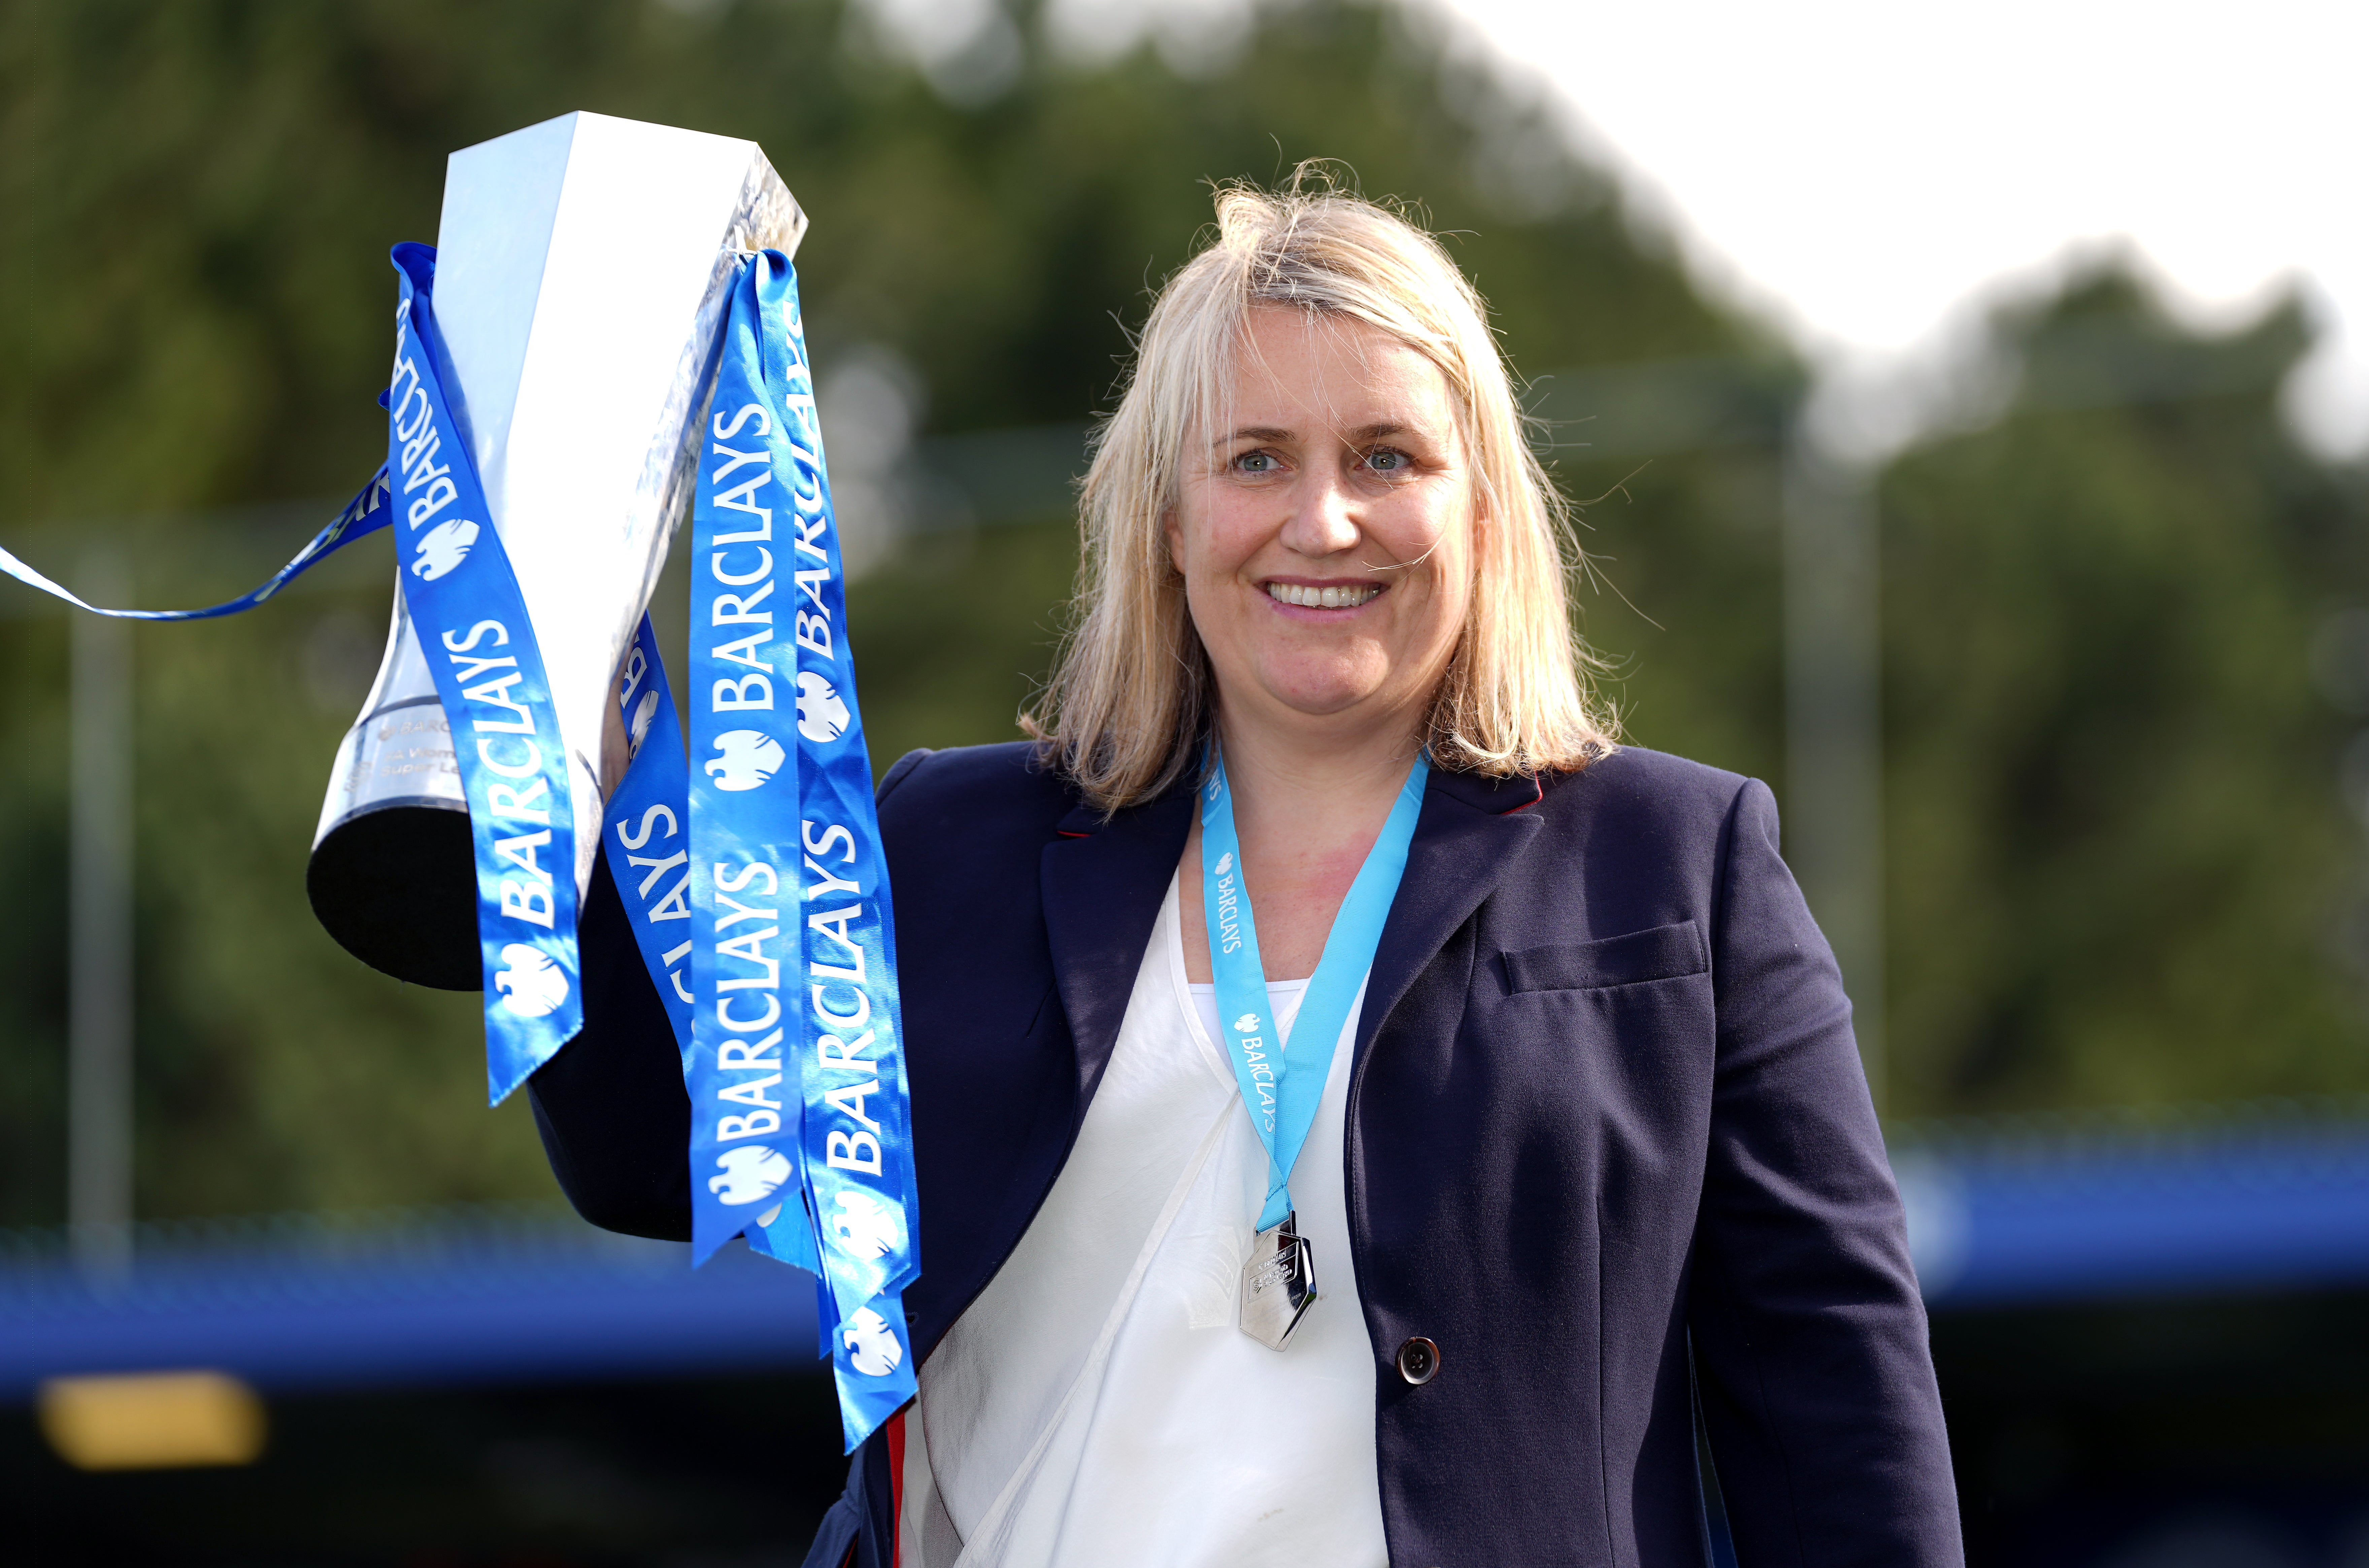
left=1024, top=171, right=1615, bottom=811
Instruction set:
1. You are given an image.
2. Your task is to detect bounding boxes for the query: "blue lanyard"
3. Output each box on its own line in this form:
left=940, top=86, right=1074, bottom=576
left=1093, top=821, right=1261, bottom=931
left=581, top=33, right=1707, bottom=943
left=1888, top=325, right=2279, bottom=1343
left=1201, top=750, right=1428, bottom=1231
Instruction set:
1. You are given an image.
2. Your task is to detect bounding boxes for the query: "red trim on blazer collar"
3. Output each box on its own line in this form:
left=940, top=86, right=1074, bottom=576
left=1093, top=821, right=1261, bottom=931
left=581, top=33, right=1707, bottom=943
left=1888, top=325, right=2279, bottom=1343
left=1428, top=765, right=1549, bottom=816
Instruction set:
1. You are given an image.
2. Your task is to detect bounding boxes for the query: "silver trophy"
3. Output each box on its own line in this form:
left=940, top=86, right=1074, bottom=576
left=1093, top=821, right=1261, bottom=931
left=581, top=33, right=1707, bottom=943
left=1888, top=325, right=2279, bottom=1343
left=308, top=111, right=805, bottom=987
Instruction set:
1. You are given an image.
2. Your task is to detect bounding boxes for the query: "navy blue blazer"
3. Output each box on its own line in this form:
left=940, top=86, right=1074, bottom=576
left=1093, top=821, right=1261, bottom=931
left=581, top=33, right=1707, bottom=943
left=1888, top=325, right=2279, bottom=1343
left=529, top=741, right=1962, bottom=1567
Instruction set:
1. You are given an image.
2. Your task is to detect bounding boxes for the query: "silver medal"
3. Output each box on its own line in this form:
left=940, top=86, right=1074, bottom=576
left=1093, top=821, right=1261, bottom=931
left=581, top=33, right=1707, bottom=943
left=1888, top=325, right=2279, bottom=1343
left=1239, top=1212, right=1318, bottom=1351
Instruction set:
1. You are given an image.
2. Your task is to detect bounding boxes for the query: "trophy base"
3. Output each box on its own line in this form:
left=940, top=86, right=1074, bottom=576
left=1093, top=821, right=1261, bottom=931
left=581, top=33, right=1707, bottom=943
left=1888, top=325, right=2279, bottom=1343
left=307, top=800, right=481, bottom=991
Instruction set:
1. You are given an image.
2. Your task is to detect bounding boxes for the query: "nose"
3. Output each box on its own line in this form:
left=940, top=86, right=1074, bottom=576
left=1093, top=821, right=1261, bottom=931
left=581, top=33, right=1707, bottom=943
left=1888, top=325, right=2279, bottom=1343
left=1277, top=466, right=1361, bottom=559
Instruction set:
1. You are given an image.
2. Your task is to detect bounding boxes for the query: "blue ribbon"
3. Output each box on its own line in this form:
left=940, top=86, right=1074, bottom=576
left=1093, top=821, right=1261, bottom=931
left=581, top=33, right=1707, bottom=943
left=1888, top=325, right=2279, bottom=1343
left=2, top=240, right=917, bottom=1455
left=0, top=247, right=582, bottom=1107
left=673, top=250, right=918, bottom=1450
left=1200, top=750, right=1427, bottom=1231
left=600, top=612, right=696, bottom=1069
left=0, top=471, right=392, bottom=620
left=386, top=243, right=584, bottom=1103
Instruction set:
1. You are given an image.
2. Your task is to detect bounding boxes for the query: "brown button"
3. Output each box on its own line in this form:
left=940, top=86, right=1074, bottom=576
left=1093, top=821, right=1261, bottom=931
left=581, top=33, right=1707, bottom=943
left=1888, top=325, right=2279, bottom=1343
left=1396, top=1336, right=1440, bottom=1385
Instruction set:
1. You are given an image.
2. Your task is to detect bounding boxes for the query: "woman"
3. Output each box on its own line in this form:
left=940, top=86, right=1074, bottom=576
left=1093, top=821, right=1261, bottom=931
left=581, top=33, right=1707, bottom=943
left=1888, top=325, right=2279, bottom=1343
left=532, top=182, right=1962, bottom=1566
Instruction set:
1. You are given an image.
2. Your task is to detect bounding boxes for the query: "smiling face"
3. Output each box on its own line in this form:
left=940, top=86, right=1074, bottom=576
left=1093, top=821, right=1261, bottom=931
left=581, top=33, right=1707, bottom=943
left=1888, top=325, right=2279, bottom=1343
left=1166, top=307, right=1477, bottom=752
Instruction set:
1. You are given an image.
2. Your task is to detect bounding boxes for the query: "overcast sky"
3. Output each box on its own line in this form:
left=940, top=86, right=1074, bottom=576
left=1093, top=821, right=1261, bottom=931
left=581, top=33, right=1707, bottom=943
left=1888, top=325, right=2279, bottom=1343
left=1442, top=0, right=2369, bottom=458
left=874, top=0, right=2369, bottom=456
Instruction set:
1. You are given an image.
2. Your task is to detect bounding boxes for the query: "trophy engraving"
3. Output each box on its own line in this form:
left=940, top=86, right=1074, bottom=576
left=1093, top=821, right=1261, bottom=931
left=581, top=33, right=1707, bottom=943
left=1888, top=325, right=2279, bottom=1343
left=1239, top=1215, right=1319, bottom=1352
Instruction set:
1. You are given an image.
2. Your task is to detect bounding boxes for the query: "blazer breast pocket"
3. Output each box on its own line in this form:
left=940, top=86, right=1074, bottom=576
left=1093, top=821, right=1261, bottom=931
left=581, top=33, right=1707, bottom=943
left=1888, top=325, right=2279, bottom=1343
left=1502, top=920, right=1708, bottom=993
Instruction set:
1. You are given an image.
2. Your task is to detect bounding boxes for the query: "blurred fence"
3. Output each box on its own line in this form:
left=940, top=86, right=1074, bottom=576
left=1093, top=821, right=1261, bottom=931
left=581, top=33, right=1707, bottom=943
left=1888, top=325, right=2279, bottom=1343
left=11, top=1102, right=2369, bottom=1405
left=0, top=1203, right=818, bottom=1401
left=1899, top=1100, right=2369, bottom=1307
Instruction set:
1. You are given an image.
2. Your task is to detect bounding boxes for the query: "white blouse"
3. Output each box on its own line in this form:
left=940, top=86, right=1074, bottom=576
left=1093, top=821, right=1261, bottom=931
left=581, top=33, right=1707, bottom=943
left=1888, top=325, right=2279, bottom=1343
left=895, top=875, right=1388, bottom=1567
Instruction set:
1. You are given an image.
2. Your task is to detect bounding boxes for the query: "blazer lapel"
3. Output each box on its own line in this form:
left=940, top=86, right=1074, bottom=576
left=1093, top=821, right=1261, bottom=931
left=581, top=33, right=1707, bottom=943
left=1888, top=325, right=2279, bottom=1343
left=1040, top=788, right=1194, bottom=1106
left=1040, top=768, right=1540, bottom=1106
left=1357, top=768, right=1545, bottom=1058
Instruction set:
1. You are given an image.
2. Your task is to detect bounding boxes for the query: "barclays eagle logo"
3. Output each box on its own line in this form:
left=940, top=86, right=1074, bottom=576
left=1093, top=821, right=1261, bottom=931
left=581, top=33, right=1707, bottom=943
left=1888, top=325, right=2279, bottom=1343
left=1233, top=1013, right=1261, bottom=1034
left=843, top=1306, right=903, bottom=1378
left=627, top=689, right=659, bottom=758
left=410, top=518, right=479, bottom=580
left=706, top=730, right=785, bottom=792
left=829, top=1187, right=903, bottom=1261
left=795, top=672, right=851, bottom=744
left=494, top=944, right=570, bottom=1018
left=709, top=1145, right=792, bottom=1206
left=1213, top=852, right=1234, bottom=877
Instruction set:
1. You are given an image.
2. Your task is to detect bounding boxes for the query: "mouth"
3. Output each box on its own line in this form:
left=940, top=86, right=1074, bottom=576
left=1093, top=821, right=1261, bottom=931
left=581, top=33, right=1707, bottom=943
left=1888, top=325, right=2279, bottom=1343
left=1263, top=580, right=1382, bottom=610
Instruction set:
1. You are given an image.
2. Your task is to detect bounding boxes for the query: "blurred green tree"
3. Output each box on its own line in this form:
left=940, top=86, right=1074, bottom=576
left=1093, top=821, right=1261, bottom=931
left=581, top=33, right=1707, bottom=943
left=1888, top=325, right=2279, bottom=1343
left=0, top=0, right=1775, bottom=1222
left=1881, top=267, right=2369, bottom=1116
left=6, top=0, right=2355, bottom=1224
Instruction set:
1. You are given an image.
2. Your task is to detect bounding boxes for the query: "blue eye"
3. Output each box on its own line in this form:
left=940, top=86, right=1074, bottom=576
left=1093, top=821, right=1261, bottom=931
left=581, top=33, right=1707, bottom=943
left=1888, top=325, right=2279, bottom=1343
left=1235, top=451, right=1274, bottom=473
left=1366, top=448, right=1408, bottom=473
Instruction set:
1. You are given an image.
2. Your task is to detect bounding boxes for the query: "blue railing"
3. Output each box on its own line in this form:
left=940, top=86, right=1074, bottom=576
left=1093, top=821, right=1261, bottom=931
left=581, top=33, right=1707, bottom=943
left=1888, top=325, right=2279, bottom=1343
left=0, top=1202, right=819, bottom=1399
left=1894, top=1100, right=2369, bottom=1306
left=11, top=1101, right=2369, bottom=1401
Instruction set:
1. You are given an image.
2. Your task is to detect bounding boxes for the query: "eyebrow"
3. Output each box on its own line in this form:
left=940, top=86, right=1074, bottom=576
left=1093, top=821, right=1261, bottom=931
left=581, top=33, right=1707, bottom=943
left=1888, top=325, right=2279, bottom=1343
left=1212, top=421, right=1420, bottom=447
